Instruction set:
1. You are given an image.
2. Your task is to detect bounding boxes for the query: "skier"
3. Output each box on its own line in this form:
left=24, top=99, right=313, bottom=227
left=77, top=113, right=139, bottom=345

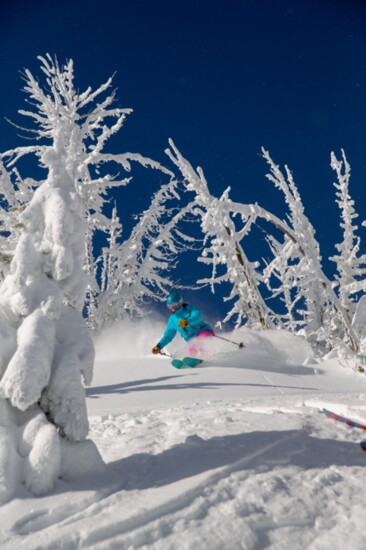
left=152, top=292, right=214, bottom=357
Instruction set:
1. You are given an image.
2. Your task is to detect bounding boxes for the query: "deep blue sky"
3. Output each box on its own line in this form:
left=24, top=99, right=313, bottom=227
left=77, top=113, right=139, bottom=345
left=1, top=0, right=366, bottom=322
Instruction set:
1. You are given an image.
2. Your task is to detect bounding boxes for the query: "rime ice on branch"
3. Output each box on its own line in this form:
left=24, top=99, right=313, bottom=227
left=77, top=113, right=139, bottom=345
left=166, top=139, right=275, bottom=329
left=166, top=140, right=360, bottom=353
left=261, top=149, right=359, bottom=352
left=330, top=150, right=366, bottom=320
left=88, top=177, right=197, bottom=332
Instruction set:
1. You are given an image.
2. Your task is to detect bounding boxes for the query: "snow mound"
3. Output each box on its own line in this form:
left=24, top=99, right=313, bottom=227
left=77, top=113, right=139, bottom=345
left=60, top=438, right=104, bottom=481
left=0, top=399, right=104, bottom=502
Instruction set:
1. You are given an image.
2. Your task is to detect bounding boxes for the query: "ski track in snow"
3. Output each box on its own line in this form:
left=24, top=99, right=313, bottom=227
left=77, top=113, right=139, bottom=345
left=2, top=328, right=366, bottom=549
left=67, top=431, right=300, bottom=549
left=260, top=372, right=286, bottom=395
left=7, top=403, right=366, bottom=550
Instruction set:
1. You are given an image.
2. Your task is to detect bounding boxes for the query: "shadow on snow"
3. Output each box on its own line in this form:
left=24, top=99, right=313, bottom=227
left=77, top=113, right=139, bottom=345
left=86, top=374, right=317, bottom=398
left=105, top=428, right=366, bottom=491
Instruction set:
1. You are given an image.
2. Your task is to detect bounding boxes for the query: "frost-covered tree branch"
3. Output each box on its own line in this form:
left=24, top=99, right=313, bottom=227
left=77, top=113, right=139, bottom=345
left=0, top=158, right=35, bottom=281
left=1, top=55, right=180, bottom=329
left=165, top=140, right=360, bottom=352
left=87, top=177, right=198, bottom=331
left=329, top=150, right=366, bottom=318
left=261, top=148, right=359, bottom=352
left=166, top=139, right=275, bottom=329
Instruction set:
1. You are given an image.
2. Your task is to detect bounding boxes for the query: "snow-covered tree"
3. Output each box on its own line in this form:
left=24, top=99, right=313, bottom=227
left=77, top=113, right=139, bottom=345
left=0, top=54, right=178, bottom=494
left=0, top=57, right=100, bottom=438
left=262, top=149, right=359, bottom=352
left=166, top=140, right=275, bottom=329
left=87, top=177, right=196, bottom=331
left=0, top=158, right=34, bottom=282
left=1, top=55, right=173, bottom=317
left=166, top=141, right=360, bottom=351
left=329, top=150, right=366, bottom=319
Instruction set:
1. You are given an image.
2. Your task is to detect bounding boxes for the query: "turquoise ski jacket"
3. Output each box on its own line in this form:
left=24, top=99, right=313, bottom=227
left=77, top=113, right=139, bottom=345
left=157, top=304, right=213, bottom=349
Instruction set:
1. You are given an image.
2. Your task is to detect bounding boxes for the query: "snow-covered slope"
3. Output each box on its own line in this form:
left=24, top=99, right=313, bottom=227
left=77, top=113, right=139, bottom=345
left=1, top=323, right=366, bottom=550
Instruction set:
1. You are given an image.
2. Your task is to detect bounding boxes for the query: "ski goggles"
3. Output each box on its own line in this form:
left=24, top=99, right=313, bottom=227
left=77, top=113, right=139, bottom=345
left=167, top=301, right=182, bottom=310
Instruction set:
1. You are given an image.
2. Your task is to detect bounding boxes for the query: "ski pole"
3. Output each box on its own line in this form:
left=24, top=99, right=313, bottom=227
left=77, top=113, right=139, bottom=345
left=212, top=333, right=245, bottom=349
left=187, top=323, right=245, bottom=349
left=158, top=349, right=172, bottom=357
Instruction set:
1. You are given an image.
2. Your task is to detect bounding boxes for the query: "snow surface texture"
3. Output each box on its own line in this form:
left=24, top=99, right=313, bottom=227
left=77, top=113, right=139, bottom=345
left=2, top=322, right=366, bottom=549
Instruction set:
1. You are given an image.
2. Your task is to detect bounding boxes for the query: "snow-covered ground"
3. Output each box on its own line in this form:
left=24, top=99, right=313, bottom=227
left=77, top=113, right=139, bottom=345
left=2, top=322, right=366, bottom=549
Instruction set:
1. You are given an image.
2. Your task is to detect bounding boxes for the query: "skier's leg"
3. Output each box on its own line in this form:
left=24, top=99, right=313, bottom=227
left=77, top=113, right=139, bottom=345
left=188, top=341, right=198, bottom=356
left=188, top=330, right=214, bottom=357
left=198, top=330, right=215, bottom=338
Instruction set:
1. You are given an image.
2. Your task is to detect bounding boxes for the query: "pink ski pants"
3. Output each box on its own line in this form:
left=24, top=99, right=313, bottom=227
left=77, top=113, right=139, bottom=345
left=188, top=330, right=215, bottom=357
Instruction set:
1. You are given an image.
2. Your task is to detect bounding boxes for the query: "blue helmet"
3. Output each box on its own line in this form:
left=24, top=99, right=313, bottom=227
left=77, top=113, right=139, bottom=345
left=166, top=292, right=183, bottom=308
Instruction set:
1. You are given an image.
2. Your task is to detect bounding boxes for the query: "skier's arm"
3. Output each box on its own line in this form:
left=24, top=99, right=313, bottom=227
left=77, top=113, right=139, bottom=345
left=157, top=322, right=177, bottom=349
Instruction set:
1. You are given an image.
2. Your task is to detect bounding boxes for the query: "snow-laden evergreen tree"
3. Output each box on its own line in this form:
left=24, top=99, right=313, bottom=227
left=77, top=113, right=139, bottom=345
left=0, top=57, right=101, bottom=434
left=1, top=56, right=173, bottom=324
left=166, top=140, right=275, bottom=329
left=329, top=150, right=366, bottom=320
left=0, top=54, right=179, bottom=495
left=262, top=149, right=359, bottom=352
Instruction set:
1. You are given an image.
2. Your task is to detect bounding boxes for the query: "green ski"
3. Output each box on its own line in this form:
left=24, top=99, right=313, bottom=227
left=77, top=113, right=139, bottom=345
left=171, top=357, right=203, bottom=369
